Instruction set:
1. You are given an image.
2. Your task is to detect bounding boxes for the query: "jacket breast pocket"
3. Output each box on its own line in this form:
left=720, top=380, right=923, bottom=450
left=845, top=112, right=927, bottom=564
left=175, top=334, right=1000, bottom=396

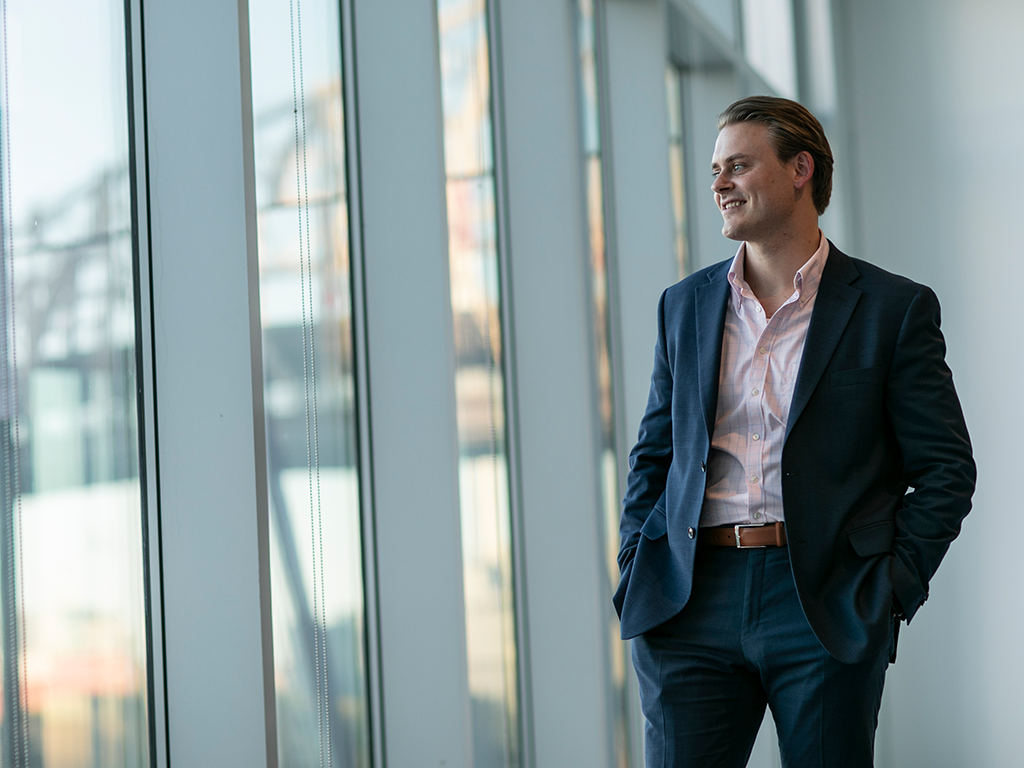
left=830, top=365, right=885, bottom=387
left=847, top=520, right=895, bottom=556
left=640, top=506, right=668, bottom=540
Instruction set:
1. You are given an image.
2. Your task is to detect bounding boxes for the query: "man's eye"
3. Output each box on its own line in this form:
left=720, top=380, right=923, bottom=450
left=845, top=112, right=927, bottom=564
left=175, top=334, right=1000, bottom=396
left=733, top=164, right=744, bottom=172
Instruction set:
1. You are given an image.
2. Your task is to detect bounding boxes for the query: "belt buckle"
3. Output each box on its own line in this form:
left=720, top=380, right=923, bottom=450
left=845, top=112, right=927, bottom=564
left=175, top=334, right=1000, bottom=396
left=734, top=523, right=767, bottom=549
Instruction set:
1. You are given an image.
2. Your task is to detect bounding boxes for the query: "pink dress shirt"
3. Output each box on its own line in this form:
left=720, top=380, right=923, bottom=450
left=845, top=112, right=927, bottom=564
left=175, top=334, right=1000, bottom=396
left=700, top=232, right=829, bottom=527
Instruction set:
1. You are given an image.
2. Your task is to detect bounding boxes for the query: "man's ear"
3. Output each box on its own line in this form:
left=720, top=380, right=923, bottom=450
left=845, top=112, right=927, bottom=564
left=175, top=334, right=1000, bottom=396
left=792, top=151, right=814, bottom=190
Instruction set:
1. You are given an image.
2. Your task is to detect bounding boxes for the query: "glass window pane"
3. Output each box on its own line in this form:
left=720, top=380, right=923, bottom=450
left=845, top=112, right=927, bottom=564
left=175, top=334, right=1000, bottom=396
left=803, top=0, right=838, bottom=116
left=436, top=2, right=520, bottom=766
left=574, top=2, right=633, bottom=765
left=665, top=65, right=691, bottom=280
left=248, top=2, right=370, bottom=766
left=741, top=0, right=798, bottom=98
left=0, top=1, right=150, bottom=766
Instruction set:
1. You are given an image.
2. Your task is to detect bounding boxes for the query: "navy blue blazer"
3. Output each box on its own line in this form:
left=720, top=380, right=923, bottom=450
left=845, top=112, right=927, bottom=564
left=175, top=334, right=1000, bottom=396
left=614, top=244, right=975, bottom=664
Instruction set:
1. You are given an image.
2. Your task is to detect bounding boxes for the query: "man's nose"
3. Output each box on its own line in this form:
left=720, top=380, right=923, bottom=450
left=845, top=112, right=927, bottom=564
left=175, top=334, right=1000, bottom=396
left=711, top=172, right=730, bottom=193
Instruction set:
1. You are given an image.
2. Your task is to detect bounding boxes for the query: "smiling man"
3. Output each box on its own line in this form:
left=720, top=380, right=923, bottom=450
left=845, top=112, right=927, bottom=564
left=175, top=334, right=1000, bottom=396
left=613, top=96, right=975, bottom=767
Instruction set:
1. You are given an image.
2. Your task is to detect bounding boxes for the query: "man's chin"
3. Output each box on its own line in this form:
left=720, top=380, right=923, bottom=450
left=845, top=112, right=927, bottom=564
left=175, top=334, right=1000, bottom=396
left=720, top=225, right=745, bottom=242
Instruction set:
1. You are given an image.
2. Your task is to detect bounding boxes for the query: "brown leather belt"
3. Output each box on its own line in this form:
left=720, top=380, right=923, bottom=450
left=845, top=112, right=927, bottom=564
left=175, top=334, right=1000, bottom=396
left=699, top=522, right=787, bottom=548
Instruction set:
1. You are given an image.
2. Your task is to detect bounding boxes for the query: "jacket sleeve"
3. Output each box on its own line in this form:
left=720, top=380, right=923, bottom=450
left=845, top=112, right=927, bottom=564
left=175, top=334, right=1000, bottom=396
left=886, top=285, right=976, bottom=622
left=618, top=289, right=675, bottom=573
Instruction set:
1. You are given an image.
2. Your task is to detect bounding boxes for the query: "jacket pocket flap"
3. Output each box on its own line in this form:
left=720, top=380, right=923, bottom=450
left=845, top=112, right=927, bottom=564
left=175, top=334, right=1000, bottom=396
left=830, top=366, right=885, bottom=387
left=640, top=507, right=668, bottom=540
left=848, top=520, right=895, bottom=556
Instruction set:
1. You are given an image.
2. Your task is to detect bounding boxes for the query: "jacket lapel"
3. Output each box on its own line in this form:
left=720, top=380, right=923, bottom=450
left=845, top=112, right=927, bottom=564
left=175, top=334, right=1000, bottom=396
left=695, top=264, right=731, bottom=441
left=785, top=245, right=861, bottom=441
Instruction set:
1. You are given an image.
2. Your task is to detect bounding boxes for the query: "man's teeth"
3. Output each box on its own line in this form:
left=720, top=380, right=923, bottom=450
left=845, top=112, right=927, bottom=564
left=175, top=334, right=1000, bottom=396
left=724, top=201, right=744, bottom=210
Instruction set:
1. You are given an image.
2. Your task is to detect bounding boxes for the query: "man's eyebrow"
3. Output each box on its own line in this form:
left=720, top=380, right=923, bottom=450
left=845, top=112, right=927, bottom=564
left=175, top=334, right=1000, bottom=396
left=711, top=153, right=751, bottom=169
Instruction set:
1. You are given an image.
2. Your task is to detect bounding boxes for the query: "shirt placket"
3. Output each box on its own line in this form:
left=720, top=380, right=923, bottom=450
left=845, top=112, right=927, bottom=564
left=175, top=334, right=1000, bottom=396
left=745, top=298, right=771, bottom=523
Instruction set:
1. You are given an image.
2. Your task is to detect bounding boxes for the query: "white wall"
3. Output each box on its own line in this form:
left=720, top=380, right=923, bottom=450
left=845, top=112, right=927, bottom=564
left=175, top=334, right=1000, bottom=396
left=835, top=1, right=1024, bottom=765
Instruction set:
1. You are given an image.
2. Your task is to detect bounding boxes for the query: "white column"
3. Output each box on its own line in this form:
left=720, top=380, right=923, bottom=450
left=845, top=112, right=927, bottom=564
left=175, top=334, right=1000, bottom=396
left=139, top=0, right=274, bottom=765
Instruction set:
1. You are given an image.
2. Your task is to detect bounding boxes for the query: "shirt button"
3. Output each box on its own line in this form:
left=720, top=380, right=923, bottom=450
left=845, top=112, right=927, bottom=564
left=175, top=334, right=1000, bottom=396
left=752, top=434, right=760, bottom=441
left=700, top=460, right=706, bottom=472
left=688, top=527, right=696, bottom=539
left=758, top=346, right=767, bottom=355
left=755, top=306, right=763, bottom=313
left=750, top=475, right=759, bottom=484
left=751, top=388, right=759, bottom=396
left=753, top=512, right=761, bottom=520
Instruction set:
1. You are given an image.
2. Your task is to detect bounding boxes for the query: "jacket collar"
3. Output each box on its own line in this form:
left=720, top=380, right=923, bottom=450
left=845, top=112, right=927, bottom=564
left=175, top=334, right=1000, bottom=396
left=694, top=260, right=732, bottom=440
left=786, top=243, right=861, bottom=441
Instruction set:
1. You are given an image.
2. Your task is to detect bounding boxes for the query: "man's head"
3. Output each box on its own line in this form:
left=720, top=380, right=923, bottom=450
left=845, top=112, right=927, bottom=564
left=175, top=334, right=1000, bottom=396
left=716, top=96, right=833, bottom=215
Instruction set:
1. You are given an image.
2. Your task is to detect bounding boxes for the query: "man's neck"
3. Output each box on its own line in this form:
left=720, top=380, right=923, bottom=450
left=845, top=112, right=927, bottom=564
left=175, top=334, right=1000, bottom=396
left=742, top=225, right=821, bottom=316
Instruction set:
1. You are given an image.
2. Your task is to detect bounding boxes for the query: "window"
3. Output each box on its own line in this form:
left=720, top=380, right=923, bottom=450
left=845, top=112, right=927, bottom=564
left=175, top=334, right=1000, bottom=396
left=0, top=1, right=150, bottom=765
left=666, top=64, right=692, bottom=280
left=574, top=1, right=634, bottom=765
left=741, top=0, right=798, bottom=98
left=436, top=1, right=521, bottom=764
left=248, top=0, right=370, bottom=764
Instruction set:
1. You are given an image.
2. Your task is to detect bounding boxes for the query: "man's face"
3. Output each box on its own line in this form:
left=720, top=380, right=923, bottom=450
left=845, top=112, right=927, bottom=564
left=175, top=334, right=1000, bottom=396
left=710, top=121, right=803, bottom=244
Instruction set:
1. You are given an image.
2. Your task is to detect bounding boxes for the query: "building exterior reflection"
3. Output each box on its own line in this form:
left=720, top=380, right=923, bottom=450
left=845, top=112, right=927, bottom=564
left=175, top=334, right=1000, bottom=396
left=663, top=65, right=688, bottom=282
left=666, top=65, right=691, bottom=280
left=0, top=1, right=149, bottom=766
left=437, top=1, right=521, bottom=766
left=248, top=0, right=369, bottom=765
left=574, top=2, right=634, bottom=764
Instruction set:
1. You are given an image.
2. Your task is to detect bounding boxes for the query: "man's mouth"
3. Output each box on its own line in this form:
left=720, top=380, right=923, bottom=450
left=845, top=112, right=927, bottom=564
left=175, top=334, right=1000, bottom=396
left=721, top=200, right=745, bottom=211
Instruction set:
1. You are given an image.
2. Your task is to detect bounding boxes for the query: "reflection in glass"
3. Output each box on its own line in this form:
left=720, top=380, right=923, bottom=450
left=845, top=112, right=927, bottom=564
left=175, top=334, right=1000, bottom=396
left=0, top=1, right=149, bottom=766
left=436, top=1, right=520, bottom=766
left=575, top=2, right=632, bottom=766
left=665, top=65, right=691, bottom=280
left=248, top=1, right=369, bottom=766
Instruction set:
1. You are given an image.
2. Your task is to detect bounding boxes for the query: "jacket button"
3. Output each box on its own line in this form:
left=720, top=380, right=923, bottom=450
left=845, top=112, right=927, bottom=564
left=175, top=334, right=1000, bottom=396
left=687, top=527, right=696, bottom=539
left=700, top=461, right=706, bottom=472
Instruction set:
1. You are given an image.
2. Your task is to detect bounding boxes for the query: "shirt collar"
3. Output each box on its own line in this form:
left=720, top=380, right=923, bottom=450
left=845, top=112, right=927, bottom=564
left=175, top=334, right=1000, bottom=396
left=794, top=232, right=829, bottom=307
left=727, top=231, right=830, bottom=310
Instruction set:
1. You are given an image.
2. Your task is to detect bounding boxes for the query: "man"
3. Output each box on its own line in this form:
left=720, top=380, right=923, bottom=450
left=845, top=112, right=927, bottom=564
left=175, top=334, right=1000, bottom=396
left=613, top=96, right=975, bottom=767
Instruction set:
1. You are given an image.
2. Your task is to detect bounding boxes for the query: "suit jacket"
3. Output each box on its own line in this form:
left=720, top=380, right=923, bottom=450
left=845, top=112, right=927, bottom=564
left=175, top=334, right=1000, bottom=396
left=613, top=244, right=975, bottom=664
